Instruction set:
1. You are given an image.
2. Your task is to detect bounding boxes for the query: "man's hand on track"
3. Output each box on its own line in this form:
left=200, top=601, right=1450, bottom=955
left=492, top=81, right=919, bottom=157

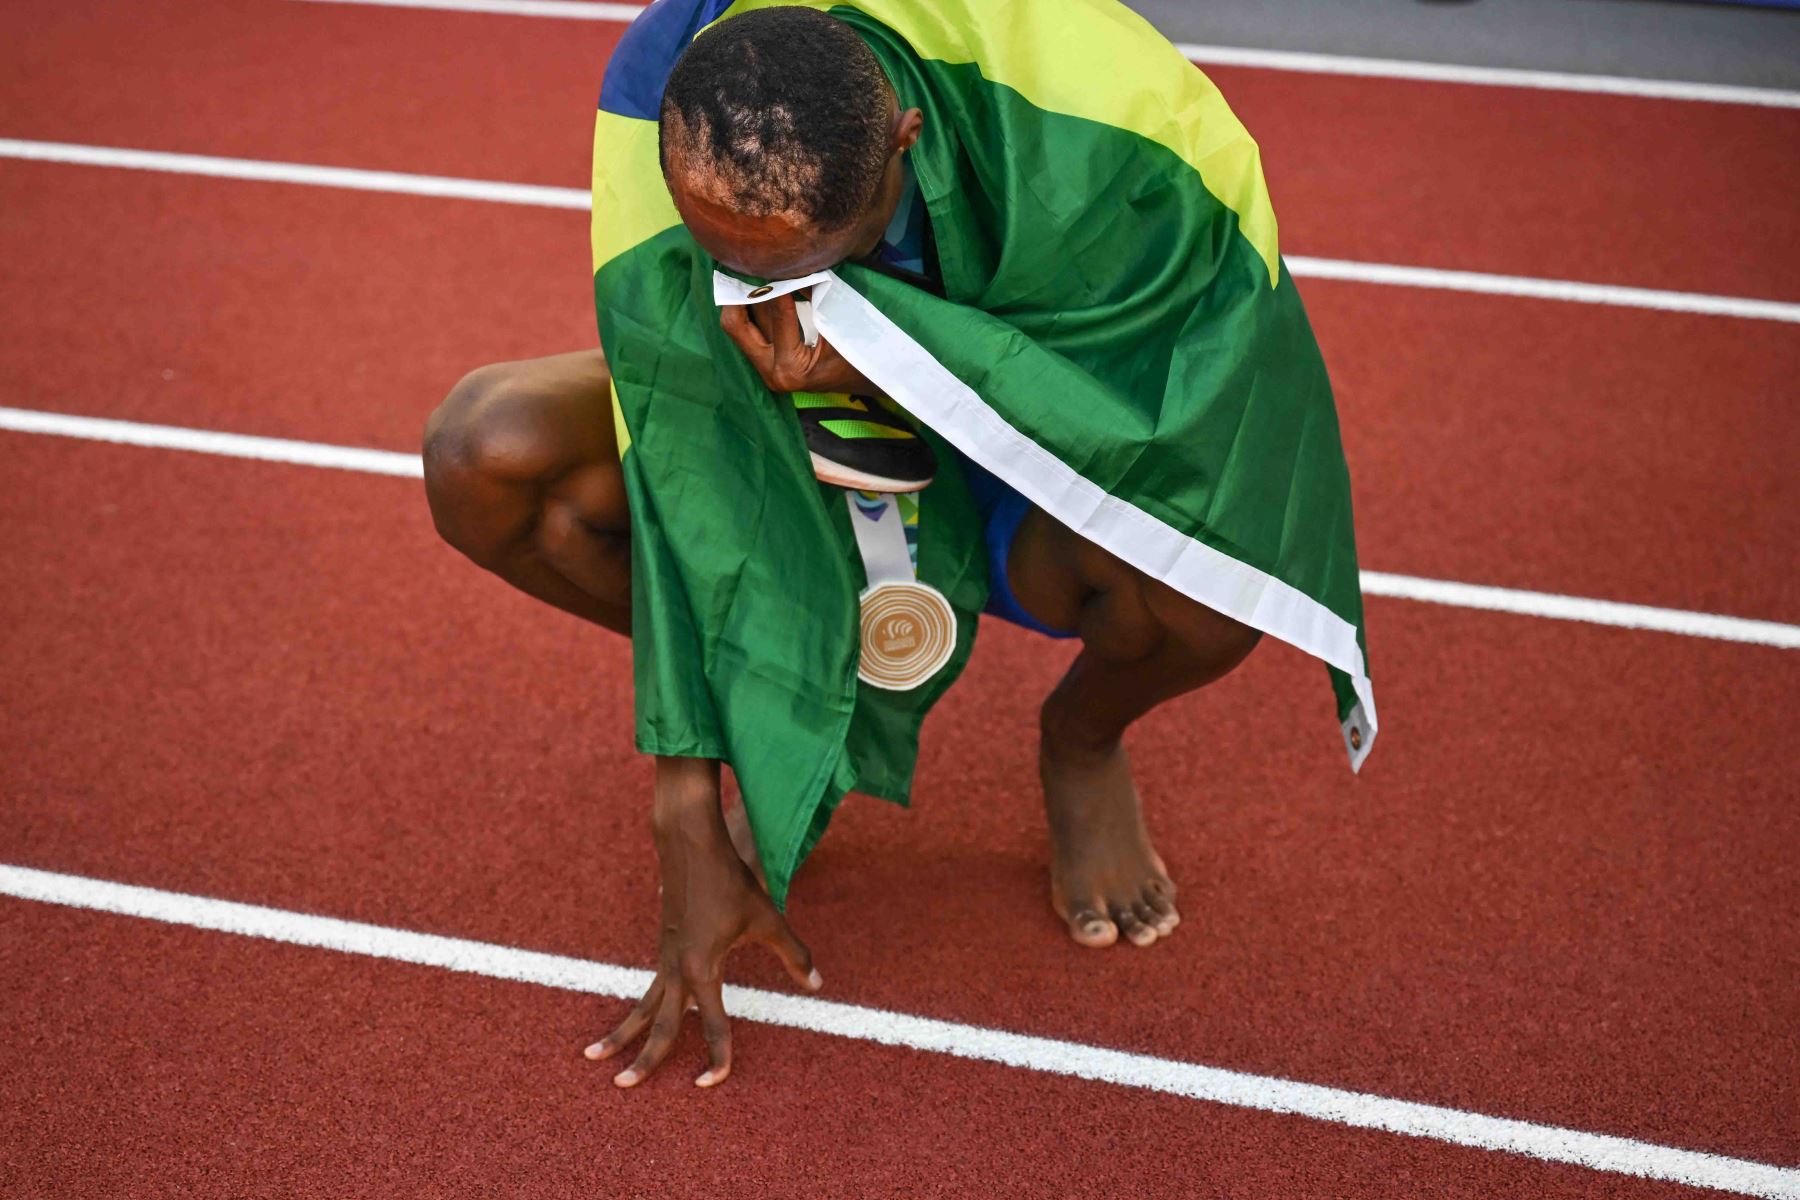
left=584, top=757, right=821, bottom=1089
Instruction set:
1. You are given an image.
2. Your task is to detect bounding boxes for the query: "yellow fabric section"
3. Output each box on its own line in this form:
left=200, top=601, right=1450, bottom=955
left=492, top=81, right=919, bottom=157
left=592, top=109, right=682, bottom=274
left=610, top=375, right=632, bottom=459
left=713, top=0, right=1280, bottom=284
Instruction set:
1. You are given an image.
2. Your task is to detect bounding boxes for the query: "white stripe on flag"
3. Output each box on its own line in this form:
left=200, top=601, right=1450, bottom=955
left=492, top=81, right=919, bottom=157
left=790, top=270, right=1380, bottom=771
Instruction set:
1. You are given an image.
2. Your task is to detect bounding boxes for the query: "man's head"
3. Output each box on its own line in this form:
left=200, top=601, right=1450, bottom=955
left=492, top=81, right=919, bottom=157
left=659, top=6, right=922, bottom=279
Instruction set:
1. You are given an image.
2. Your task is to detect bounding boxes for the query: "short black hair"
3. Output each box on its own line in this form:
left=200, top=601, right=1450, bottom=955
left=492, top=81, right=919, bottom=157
left=659, top=6, right=892, bottom=232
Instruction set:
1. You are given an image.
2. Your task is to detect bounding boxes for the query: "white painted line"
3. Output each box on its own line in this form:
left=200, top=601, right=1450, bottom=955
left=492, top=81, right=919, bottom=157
left=5, top=138, right=1796, bottom=323
left=287, top=0, right=1800, bottom=110
left=294, top=0, right=647, bottom=20
left=0, top=406, right=423, bottom=478
left=1285, top=257, right=1800, bottom=325
left=5, top=405, right=1795, bottom=650
left=1173, top=43, right=1800, bottom=111
left=2, top=862, right=1795, bottom=1197
left=0, top=138, right=589, bottom=210
left=1361, top=572, right=1800, bottom=651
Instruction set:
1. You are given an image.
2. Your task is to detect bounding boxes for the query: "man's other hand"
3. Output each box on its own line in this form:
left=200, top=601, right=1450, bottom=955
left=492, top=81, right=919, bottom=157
left=720, top=291, right=878, bottom=396
left=584, top=757, right=822, bottom=1088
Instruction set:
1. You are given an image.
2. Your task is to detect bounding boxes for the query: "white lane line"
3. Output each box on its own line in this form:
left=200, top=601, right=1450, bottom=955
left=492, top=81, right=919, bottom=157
left=1361, top=573, right=1800, bottom=650
left=0, top=405, right=423, bottom=478
left=5, top=139, right=1797, bottom=324
left=3, top=863, right=1796, bottom=1199
left=286, top=0, right=1800, bottom=110
left=5, top=405, right=1795, bottom=650
left=1285, top=257, right=1800, bottom=324
left=0, top=138, right=589, bottom=210
left=1174, top=43, right=1800, bottom=111
left=294, top=0, right=648, bottom=19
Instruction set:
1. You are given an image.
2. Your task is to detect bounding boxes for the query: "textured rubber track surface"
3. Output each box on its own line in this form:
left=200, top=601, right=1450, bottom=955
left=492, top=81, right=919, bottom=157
left=3, top=437, right=1797, bottom=1171
left=3, top=160, right=1795, bottom=617
left=2, top=0, right=1797, bottom=1195
left=0, top=0, right=1796, bottom=298
left=7, top=899, right=1747, bottom=1200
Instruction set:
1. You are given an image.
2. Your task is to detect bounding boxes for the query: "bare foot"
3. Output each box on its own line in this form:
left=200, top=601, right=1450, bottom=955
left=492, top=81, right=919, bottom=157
left=1040, top=740, right=1179, bottom=948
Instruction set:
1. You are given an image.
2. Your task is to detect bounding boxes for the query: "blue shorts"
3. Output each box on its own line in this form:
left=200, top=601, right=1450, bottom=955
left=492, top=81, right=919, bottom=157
left=958, top=455, right=1077, bottom=639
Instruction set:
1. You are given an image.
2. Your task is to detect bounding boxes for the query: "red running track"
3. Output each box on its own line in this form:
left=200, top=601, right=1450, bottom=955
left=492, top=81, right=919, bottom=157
left=2, top=160, right=1795, bottom=617
left=3, top=0, right=1799, bottom=298
left=2, top=0, right=1798, bottom=1196
left=2, top=435, right=1796, bottom=1195
left=6, top=901, right=1738, bottom=1200
left=0, top=906, right=1756, bottom=1194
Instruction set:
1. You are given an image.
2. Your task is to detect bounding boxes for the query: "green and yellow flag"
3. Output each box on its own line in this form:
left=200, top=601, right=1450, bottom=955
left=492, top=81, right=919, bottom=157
left=593, top=0, right=1376, bottom=907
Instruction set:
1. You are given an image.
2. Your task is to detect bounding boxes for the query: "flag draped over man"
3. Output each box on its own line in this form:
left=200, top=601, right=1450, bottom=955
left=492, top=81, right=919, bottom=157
left=592, top=0, right=1377, bottom=908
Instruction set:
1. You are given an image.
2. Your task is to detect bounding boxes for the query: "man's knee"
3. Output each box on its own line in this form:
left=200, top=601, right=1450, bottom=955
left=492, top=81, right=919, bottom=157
left=422, top=363, right=566, bottom=567
left=1145, top=579, right=1262, bottom=674
left=425, top=363, right=547, bottom=484
left=422, top=353, right=624, bottom=571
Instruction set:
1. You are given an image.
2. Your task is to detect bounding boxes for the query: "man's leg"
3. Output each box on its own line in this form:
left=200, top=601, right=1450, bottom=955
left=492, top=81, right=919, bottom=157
left=1006, top=509, right=1263, bottom=949
left=423, top=349, right=785, bottom=877
left=422, top=349, right=630, bottom=634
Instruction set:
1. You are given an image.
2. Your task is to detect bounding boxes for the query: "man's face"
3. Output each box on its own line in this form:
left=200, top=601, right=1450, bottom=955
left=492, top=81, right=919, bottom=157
left=665, top=103, right=924, bottom=281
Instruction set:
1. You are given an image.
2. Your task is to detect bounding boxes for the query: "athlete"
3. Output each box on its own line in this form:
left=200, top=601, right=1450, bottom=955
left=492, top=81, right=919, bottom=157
left=424, top=3, right=1370, bottom=1089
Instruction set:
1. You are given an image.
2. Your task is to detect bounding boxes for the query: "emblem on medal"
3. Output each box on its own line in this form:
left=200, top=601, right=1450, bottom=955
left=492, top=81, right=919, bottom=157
left=858, top=580, right=956, bottom=691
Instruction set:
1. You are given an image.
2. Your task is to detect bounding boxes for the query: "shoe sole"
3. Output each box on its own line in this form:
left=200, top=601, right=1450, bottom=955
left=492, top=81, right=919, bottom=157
left=810, top=451, right=934, bottom=494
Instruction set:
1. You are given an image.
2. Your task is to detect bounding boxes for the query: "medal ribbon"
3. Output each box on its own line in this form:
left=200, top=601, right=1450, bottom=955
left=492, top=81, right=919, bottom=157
left=846, top=490, right=918, bottom=586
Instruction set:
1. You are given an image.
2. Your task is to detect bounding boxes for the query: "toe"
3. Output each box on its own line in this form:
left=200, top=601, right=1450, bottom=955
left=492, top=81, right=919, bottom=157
left=1144, top=891, right=1180, bottom=936
left=1114, top=907, right=1158, bottom=947
left=1067, top=908, right=1119, bottom=948
left=1134, top=900, right=1175, bottom=939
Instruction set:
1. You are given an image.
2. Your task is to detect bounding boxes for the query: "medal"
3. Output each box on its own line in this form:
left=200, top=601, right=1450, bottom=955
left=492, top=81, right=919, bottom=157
left=857, top=580, right=957, bottom=690
left=846, top=490, right=956, bottom=691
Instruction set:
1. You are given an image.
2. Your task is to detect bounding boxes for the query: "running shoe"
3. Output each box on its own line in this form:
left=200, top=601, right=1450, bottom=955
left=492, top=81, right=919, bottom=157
left=792, top=390, right=937, bottom=493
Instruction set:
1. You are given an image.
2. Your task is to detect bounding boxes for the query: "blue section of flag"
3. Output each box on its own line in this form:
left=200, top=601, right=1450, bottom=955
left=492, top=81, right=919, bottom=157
left=597, top=0, right=737, bottom=119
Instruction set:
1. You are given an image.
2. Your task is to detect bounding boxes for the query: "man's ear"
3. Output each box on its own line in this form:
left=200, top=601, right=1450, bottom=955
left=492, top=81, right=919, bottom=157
left=892, top=107, right=924, bottom=154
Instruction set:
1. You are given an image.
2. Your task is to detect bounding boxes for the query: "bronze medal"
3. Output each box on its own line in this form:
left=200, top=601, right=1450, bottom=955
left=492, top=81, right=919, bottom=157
left=857, top=580, right=956, bottom=691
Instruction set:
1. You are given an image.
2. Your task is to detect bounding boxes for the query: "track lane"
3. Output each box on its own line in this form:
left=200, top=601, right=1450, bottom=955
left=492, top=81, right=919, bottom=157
left=3, top=434, right=1795, bottom=1167
left=0, top=0, right=1796, bottom=300
left=3, top=160, right=1794, bottom=621
left=4, top=2, right=1797, bottom=1186
left=1216, top=67, right=1800, bottom=304
left=0, top=0, right=621, bottom=188
left=13, top=404, right=1800, bottom=651
left=2, top=903, right=1744, bottom=1200
left=1308, top=280, right=1800, bottom=622
left=0, top=161, right=595, bottom=452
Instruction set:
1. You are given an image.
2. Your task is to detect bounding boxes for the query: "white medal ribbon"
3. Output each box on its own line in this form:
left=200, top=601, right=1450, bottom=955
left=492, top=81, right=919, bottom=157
left=846, top=491, right=915, bottom=587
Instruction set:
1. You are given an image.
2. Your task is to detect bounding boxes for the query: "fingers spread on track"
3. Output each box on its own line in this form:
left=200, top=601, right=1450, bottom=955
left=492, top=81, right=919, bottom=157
left=615, top=986, right=687, bottom=1088
left=585, top=979, right=663, bottom=1061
